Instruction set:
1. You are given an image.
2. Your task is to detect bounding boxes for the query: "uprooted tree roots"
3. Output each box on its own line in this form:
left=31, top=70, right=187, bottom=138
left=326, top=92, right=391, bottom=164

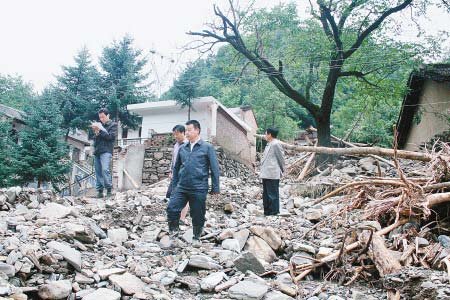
left=282, top=141, right=450, bottom=298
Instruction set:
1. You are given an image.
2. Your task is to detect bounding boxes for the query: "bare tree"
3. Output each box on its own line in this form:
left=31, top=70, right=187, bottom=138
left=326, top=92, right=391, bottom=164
left=188, top=0, right=414, bottom=149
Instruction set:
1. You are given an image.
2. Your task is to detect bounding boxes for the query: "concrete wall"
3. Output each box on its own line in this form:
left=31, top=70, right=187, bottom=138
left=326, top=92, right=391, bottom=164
left=216, top=108, right=256, bottom=167
left=116, top=144, right=146, bottom=191
left=405, top=80, right=450, bottom=150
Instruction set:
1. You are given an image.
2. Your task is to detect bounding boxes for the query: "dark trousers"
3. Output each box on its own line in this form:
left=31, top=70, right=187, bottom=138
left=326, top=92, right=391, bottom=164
left=262, top=179, right=280, bottom=215
left=167, top=189, right=207, bottom=227
left=165, top=180, right=173, bottom=199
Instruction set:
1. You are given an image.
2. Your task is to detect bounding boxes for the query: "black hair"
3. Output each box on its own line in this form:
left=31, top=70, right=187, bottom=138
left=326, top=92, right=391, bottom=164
left=265, top=127, right=279, bottom=138
left=186, top=120, right=201, bottom=132
left=172, top=124, right=185, bottom=133
left=98, top=108, right=110, bottom=116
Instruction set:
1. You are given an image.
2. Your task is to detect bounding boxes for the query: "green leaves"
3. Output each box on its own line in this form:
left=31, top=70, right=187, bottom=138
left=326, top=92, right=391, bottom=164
left=17, top=91, right=72, bottom=187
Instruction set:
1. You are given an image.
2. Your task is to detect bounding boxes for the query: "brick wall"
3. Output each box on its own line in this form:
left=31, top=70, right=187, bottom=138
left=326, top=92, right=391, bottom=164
left=216, top=108, right=256, bottom=167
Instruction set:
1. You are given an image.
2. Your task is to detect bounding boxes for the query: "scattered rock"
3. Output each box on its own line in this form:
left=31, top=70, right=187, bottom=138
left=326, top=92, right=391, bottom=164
left=245, top=236, right=277, bottom=264
left=81, top=288, right=121, bottom=300
left=39, top=203, right=72, bottom=219
left=250, top=226, right=282, bottom=250
left=109, top=272, right=146, bottom=295
left=188, top=255, right=221, bottom=270
left=38, top=280, right=72, bottom=299
left=233, top=251, right=265, bottom=274
left=47, top=241, right=82, bottom=271
left=107, top=228, right=128, bottom=245
left=228, top=279, right=269, bottom=300
left=200, top=271, right=225, bottom=291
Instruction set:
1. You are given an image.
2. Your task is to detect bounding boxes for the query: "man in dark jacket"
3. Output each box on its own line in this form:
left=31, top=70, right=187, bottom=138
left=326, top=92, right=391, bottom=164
left=167, top=120, right=220, bottom=246
left=91, top=108, right=117, bottom=198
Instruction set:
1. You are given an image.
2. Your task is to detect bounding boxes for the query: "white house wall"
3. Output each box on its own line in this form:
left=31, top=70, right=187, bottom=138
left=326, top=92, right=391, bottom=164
left=140, top=103, right=213, bottom=140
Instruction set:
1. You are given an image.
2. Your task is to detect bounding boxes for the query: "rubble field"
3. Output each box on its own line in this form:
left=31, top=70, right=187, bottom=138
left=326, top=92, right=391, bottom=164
left=1, top=149, right=450, bottom=299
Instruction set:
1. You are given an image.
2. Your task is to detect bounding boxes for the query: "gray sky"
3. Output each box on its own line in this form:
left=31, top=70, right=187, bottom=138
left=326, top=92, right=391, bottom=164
left=1, top=0, right=448, bottom=95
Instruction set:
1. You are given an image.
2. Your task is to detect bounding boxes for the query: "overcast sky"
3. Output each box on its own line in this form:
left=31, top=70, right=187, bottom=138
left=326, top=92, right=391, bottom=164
left=1, top=0, right=448, bottom=96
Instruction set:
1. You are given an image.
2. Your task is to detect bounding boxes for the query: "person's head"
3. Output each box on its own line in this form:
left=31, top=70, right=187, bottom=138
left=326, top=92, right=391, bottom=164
left=172, top=125, right=186, bottom=143
left=98, top=108, right=110, bottom=124
left=265, top=127, right=279, bottom=142
left=185, top=120, right=201, bottom=142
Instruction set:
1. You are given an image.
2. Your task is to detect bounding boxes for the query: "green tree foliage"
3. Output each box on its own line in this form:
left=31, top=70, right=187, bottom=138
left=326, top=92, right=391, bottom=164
left=165, top=2, right=445, bottom=145
left=0, top=74, right=35, bottom=110
left=188, top=1, right=446, bottom=149
left=54, top=47, right=103, bottom=135
left=100, top=35, right=151, bottom=129
left=17, top=91, right=71, bottom=188
left=165, top=61, right=203, bottom=120
left=0, top=121, right=19, bottom=187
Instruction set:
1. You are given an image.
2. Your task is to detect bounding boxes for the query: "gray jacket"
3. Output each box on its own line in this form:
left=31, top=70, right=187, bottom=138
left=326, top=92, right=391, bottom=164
left=260, top=139, right=285, bottom=180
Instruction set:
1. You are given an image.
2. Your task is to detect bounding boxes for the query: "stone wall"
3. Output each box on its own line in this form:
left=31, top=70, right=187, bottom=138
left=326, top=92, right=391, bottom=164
left=141, top=144, right=255, bottom=186
left=142, top=146, right=173, bottom=185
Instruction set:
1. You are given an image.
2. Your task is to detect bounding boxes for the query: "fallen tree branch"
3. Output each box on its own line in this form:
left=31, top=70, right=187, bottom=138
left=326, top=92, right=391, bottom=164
left=359, top=230, right=402, bottom=276
left=293, top=219, right=408, bottom=283
left=255, top=134, right=434, bottom=162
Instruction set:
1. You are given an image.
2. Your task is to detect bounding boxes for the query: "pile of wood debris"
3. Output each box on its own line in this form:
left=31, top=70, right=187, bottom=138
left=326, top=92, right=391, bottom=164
left=279, top=136, right=450, bottom=299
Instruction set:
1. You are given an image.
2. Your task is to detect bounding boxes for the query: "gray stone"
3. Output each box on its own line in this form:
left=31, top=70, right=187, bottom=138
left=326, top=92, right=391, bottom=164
left=87, top=221, right=107, bottom=239
left=416, top=237, right=429, bottom=247
left=97, top=268, right=126, bottom=280
left=438, top=235, right=450, bottom=248
left=264, top=290, right=294, bottom=300
left=245, top=236, right=276, bottom=264
left=188, top=255, right=221, bottom=270
left=151, top=271, right=177, bottom=286
left=38, top=280, right=72, bottom=299
left=81, top=288, right=120, bottom=300
left=222, top=239, right=241, bottom=253
left=228, top=280, right=268, bottom=300
left=233, top=229, right=250, bottom=250
left=182, top=228, right=194, bottom=243
left=292, top=243, right=316, bottom=254
left=250, top=226, right=282, bottom=251
left=109, top=272, right=146, bottom=295
left=290, top=251, right=314, bottom=265
left=107, top=228, right=128, bottom=245
left=317, top=247, right=333, bottom=259
left=0, top=263, right=15, bottom=277
left=6, top=187, right=21, bottom=203
left=352, top=289, right=378, bottom=300
left=47, top=241, right=82, bottom=271
left=328, top=296, right=345, bottom=300
left=39, top=203, right=72, bottom=219
left=233, top=251, right=265, bottom=274
left=304, top=208, right=322, bottom=221
left=200, top=272, right=225, bottom=291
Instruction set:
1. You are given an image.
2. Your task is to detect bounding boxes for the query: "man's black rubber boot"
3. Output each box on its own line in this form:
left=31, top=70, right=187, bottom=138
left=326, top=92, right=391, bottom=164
left=168, top=220, right=180, bottom=234
left=106, top=189, right=112, bottom=197
left=192, top=226, right=203, bottom=247
left=95, top=190, right=104, bottom=198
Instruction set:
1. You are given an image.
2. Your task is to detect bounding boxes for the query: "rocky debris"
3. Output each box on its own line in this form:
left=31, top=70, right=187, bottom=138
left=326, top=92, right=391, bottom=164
left=200, top=271, right=226, bottom=291
left=38, top=280, right=72, bottom=299
left=107, top=228, right=128, bottom=245
left=245, top=236, right=277, bottom=264
left=81, top=288, right=121, bottom=300
left=109, top=272, right=146, bottom=295
left=233, top=251, right=265, bottom=274
left=47, top=241, right=82, bottom=271
left=0, top=153, right=449, bottom=300
left=188, top=255, right=222, bottom=270
left=39, top=202, right=73, bottom=219
left=228, top=279, right=269, bottom=300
